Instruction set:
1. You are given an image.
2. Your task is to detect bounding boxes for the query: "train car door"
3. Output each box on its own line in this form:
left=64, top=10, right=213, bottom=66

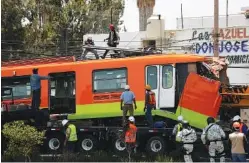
left=145, top=66, right=159, bottom=108
left=146, top=64, right=176, bottom=109
left=48, top=71, right=76, bottom=114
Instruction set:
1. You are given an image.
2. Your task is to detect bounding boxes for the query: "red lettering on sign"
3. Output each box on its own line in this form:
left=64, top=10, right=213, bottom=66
left=231, top=29, right=237, bottom=39
left=222, top=28, right=248, bottom=40
left=244, top=28, right=249, bottom=38
left=225, top=29, right=231, bottom=39
left=238, top=28, right=244, bottom=39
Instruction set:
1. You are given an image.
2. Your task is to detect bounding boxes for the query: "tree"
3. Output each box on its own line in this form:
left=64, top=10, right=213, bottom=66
left=1, top=0, right=125, bottom=60
left=137, top=0, right=155, bottom=31
left=2, top=121, right=45, bottom=162
left=53, top=0, right=125, bottom=56
left=1, top=0, right=26, bottom=60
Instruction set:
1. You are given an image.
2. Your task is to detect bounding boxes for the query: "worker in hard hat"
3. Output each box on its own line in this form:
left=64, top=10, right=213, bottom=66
left=81, top=37, right=99, bottom=60
left=172, top=115, right=184, bottom=140
left=144, top=84, right=156, bottom=127
left=232, top=115, right=248, bottom=135
left=62, top=119, right=78, bottom=153
left=176, top=120, right=197, bottom=162
left=120, top=85, right=137, bottom=126
left=201, top=117, right=226, bottom=162
left=229, top=122, right=248, bottom=162
left=170, top=116, right=184, bottom=160
left=124, top=116, right=137, bottom=154
left=102, top=24, right=120, bottom=59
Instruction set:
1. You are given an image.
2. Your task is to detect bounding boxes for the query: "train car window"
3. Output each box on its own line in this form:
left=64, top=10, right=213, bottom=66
left=147, top=66, right=157, bottom=90
left=48, top=71, right=75, bottom=114
left=93, top=68, right=127, bottom=93
left=1, top=76, right=31, bottom=100
left=162, top=65, right=173, bottom=89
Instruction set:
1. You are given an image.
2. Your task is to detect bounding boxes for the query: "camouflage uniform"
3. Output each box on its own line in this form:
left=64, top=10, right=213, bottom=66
left=201, top=123, right=226, bottom=162
left=177, top=127, right=197, bottom=162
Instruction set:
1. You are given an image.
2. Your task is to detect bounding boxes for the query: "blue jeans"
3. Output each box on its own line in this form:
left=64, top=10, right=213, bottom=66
left=232, top=153, right=246, bottom=162
left=145, top=105, right=153, bottom=127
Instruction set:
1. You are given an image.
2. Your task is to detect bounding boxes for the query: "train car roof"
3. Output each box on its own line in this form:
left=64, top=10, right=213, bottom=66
left=1, top=54, right=206, bottom=71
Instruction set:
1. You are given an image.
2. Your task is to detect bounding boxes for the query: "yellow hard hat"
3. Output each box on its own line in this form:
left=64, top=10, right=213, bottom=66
left=145, top=84, right=151, bottom=90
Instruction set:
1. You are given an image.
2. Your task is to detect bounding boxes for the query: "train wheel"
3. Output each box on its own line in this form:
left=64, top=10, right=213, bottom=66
left=45, top=134, right=64, bottom=153
left=146, top=136, right=165, bottom=155
left=113, top=138, right=126, bottom=154
left=78, top=135, right=97, bottom=153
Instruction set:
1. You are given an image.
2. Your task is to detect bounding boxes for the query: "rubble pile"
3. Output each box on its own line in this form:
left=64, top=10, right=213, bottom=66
left=205, top=57, right=230, bottom=85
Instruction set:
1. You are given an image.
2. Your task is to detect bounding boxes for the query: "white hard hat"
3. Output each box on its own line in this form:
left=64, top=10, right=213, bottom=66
left=177, top=115, right=183, bottom=121
left=233, top=115, right=241, bottom=121
left=125, top=85, right=130, bottom=90
left=62, top=119, right=69, bottom=126
left=128, top=116, right=135, bottom=122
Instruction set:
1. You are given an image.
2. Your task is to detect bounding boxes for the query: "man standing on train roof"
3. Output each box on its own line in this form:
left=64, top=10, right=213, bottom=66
left=102, top=24, right=120, bottom=59
left=120, top=85, right=137, bottom=126
left=30, top=68, right=50, bottom=110
left=144, top=85, right=156, bottom=127
left=81, top=37, right=99, bottom=60
left=232, top=115, right=248, bottom=135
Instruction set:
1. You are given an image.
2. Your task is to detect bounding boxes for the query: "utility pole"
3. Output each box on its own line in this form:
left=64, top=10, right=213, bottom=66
left=213, top=0, right=219, bottom=57
left=226, top=0, right=228, bottom=27
left=181, top=3, right=184, bottom=29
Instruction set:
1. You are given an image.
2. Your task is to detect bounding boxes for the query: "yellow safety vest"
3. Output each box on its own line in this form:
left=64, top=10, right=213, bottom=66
left=175, top=123, right=183, bottom=142
left=68, top=124, right=77, bottom=142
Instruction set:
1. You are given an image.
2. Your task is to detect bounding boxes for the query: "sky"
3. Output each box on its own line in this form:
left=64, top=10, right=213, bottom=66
left=121, top=0, right=249, bottom=32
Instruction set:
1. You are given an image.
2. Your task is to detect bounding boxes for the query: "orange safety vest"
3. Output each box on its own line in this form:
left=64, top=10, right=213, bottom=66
left=125, top=124, right=137, bottom=143
left=148, top=91, right=156, bottom=105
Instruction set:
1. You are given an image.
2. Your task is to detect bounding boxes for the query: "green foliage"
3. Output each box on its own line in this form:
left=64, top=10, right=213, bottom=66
left=1, top=0, right=125, bottom=60
left=155, top=155, right=174, bottom=162
left=2, top=121, right=45, bottom=161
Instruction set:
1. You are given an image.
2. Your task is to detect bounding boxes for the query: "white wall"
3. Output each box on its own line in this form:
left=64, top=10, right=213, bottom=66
left=227, top=67, right=249, bottom=85
left=177, top=14, right=249, bottom=29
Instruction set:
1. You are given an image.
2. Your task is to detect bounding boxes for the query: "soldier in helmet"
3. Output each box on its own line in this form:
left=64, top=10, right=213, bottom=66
left=176, top=120, right=197, bottom=162
left=201, top=117, right=226, bottom=162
